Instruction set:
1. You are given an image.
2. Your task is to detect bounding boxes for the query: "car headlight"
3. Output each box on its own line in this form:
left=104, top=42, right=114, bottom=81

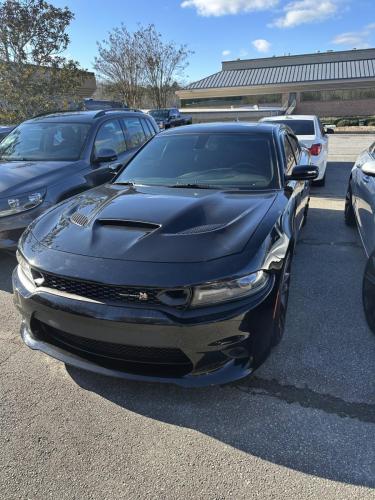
left=0, top=190, right=45, bottom=217
left=16, top=251, right=34, bottom=284
left=16, top=251, right=44, bottom=287
left=191, top=271, right=269, bottom=308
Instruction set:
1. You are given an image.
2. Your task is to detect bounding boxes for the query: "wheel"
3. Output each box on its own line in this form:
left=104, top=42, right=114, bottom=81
left=362, top=252, right=375, bottom=335
left=344, top=186, right=356, bottom=226
left=313, top=174, right=325, bottom=187
left=271, top=252, right=292, bottom=347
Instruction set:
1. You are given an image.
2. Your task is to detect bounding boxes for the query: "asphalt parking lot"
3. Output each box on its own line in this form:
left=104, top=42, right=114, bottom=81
left=0, top=134, right=374, bottom=499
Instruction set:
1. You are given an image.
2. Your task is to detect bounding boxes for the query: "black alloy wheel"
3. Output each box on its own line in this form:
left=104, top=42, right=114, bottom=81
left=345, top=186, right=356, bottom=226
left=362, top=252, right=375, bottom=335
left=271, top=252, right=292, bottom=347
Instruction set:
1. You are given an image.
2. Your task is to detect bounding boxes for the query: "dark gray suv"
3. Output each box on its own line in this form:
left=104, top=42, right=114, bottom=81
left=0, top=109, right=158, bottom=250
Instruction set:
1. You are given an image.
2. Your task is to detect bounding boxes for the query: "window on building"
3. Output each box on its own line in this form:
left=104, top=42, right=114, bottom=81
left=301, top=88, right=375, bottom=102
left=181, top=93, right=282, bottom=108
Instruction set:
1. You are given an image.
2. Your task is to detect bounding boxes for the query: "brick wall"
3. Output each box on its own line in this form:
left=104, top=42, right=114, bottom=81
left=295, top=98, right=375, bottom=117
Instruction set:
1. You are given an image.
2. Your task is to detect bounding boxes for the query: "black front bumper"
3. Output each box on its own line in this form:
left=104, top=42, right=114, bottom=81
left=13, top=266, right=277, bottom=387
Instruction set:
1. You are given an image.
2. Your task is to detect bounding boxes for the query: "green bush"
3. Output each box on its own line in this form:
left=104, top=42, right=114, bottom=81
left=336, top=118, right=359, bottom=127
left=0, top=110, right=19, bottom=125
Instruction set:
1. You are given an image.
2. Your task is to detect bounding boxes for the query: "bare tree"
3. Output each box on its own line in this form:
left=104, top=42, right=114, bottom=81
left=94, top=25, right=145, bottom=108
left=140, top=25, right=192, bottom=109
left=0, top=0, right=84, bottom=121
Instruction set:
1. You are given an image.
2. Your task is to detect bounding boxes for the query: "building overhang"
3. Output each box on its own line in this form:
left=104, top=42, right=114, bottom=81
left=176, top=78, right=375, bottom=100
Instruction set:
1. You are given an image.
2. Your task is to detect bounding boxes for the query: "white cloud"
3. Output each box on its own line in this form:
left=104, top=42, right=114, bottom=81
left=332, top=23, right=375, bottom=48
left=270, top=0, right=338, bottom=28
left=181, top=0, right=279, bottom=17
left=222, top=49, right=231, bottom=56
left=252, top=38, right=271, bottom=52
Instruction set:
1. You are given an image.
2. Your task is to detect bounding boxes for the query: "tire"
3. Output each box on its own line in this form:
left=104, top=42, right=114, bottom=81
left=344, top=186, right=356, bottom=226
left=313, top=174, right=325, bottom=187
left=271, top=252, right=292, bottom=347
left=362, top=253, right=375, bottom=335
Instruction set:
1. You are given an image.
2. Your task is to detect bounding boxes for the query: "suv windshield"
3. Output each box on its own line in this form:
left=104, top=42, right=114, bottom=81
left=149, top=110, right=169, bottom=120
left=115, top=133, right=278, bottom=190
left=0, top=122, right=91, bottom=161
left=268, top=120, right=315, bottom=135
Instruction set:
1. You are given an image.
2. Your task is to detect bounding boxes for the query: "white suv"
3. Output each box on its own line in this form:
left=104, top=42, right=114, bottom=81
left=260, top=115, right=328, bottom=186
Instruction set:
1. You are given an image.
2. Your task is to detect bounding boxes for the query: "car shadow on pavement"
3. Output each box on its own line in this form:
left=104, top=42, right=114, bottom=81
left=0, top=251, right=17, bottom=293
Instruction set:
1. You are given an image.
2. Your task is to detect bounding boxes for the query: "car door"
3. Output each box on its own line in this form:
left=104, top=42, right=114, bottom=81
left=353, top=150, right=375, bottom=255
left=89, top=119, right=129, bottom=186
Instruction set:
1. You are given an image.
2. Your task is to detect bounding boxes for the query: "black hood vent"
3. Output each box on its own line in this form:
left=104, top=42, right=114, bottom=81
left=70, top=212, right=89, bottom=226
left=96, top=219, right=161, bottom=231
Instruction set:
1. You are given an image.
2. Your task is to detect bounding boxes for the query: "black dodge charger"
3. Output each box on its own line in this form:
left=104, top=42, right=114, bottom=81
left=13, top=123, right=318, bottom=386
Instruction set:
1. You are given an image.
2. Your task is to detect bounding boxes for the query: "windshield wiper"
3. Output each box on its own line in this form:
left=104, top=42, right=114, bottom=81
left=168, top=183, right=217, bottom=189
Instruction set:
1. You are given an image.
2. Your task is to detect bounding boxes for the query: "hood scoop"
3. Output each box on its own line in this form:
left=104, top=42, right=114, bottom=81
left=96, top=219, right=161, bottom=232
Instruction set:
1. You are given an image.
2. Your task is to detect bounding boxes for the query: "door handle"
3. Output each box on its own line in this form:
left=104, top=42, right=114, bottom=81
left=363, top=175, right=370, bottom=183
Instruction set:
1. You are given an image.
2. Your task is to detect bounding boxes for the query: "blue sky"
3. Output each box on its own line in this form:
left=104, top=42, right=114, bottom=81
left=53, top=0, right=375, bottom=83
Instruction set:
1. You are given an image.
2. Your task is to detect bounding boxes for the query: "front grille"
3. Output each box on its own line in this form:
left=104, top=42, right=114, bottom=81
left=41, top=273, right=163, bottom=306
left=34, top=320, right=191, bottom=366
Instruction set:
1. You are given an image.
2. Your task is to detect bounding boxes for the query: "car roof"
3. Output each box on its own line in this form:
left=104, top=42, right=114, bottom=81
left=261, top=115, right=317, bottom=121
left=24, top=109, right=147, bottom=124
left=159, top=122, right=285, bottom=135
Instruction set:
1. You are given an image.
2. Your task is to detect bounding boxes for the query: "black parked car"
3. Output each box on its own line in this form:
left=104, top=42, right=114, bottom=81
left=13, top=123, right=318, bottom=386
left=0, top=109, right=158, bottom=250
left=148, top=108, right=192, bottom=130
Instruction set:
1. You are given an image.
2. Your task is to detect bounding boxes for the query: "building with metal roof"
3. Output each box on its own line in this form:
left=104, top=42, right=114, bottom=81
left=176, top=48, right=375, bottom=120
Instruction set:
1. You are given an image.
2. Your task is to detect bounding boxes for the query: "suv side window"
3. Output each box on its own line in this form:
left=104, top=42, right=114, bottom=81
left=121, top=117, right=146, bottom=149
left=141, top=118, right=154, bottom=140
left=283, top=134, right=297, bottom=174
left=94, top=120, right=127, bottom=157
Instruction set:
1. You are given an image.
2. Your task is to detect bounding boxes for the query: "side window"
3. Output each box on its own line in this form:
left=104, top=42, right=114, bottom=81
left=141, top=118, right=154, bottom=140
left=317, top=118, right=325, bottom=136
left=283, top=134, right=297, bottom=173
left=121, top=117, right=146, bottom=149
left=94, top=120, right=127, bottom=157
left=287, top=134, right=301, bottom=163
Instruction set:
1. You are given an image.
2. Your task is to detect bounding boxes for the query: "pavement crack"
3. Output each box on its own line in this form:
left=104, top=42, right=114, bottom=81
left=234, top=377, right=375, bottom=424
left=0, top=347, right=22, bottom=367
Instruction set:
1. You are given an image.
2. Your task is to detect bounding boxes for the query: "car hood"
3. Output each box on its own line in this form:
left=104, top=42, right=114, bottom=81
left=30, top=183, right=279, bottom=263
left=0, top=160, right=85, bottom=198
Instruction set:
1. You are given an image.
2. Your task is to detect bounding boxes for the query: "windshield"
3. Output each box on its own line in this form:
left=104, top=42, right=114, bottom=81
left=268, top=120, right=315, bottom=136
left=149, top=110, right=169, bottom=120
left=0, top=122, right=91, bottom=161
left=115, top=133, right=279, bottom=190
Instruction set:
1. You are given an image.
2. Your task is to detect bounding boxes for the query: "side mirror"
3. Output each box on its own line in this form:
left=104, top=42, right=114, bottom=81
left=361, top=160, right=375, bottom=176
left=286, top=165, right=319, bottom=182
left=94, top=148, right=118, bottom=163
